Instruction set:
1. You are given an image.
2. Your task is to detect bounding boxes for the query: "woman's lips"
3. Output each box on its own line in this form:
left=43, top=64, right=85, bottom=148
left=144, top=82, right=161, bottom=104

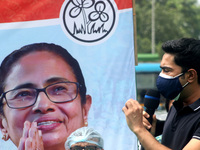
left=37, top=121, right=62, bottom=126
left=37, top=120, right=62, bottom=131
left=34, top=117, right=63, bottom=131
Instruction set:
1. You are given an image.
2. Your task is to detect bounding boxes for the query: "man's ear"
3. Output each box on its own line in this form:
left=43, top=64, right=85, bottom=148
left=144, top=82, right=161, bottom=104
left=82, top=95, right=92, bottom=124
left=0, top=116, right=9, bottom=141
left=187, top=69, right=197, bottom=83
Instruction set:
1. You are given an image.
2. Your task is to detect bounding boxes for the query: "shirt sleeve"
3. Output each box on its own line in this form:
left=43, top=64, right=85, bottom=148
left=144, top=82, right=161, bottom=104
left=193, top=125, right=200, bottom=140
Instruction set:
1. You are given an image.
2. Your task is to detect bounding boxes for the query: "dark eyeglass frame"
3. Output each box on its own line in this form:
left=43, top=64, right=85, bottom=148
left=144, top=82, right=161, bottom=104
left=70, top=145, right=102, bottom=150
left=0, top=81, right=82, bottom=109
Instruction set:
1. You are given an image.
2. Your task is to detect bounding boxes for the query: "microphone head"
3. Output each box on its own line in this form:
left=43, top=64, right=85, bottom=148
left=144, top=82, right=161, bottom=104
left=144, top=89, right=160, bottom=109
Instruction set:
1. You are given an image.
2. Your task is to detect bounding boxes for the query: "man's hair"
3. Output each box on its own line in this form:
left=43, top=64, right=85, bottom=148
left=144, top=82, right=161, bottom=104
left=0, top=43, right=87, bottom=115
left=162, top=38, right=200, bottom=84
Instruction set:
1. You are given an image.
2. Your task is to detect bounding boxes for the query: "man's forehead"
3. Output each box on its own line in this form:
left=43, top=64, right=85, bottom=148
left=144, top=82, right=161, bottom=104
left=162, top=53, right=175, bottom=62
left=160, top=53, right=176, bottom=66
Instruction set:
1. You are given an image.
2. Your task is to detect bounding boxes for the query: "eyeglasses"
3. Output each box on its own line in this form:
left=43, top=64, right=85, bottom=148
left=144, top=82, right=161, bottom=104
left=70, top=146, right=102, bottom=150
left=0, top=81, right=81, bottom=109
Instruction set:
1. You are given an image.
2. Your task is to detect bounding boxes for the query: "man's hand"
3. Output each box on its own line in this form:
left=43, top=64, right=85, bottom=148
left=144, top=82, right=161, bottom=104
left=143, top=111, right=157, bottom=136
left=122, top=99, right=144, bottom=133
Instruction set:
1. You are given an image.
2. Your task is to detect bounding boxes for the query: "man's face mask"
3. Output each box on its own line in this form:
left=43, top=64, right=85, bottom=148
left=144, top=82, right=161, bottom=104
left=156, top=72, right=189, bottom=100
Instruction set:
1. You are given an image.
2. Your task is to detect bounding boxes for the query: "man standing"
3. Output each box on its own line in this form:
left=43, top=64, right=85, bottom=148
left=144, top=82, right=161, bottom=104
left=123, top=38, right=200, bottom=150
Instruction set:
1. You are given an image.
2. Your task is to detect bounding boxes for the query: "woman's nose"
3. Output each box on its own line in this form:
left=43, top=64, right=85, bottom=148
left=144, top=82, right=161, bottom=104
left=32, top=92, right=55, bottom=113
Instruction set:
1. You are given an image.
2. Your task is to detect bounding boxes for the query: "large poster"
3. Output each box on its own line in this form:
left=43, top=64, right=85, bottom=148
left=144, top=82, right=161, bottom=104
left=0, top=0, right=137, bottom=149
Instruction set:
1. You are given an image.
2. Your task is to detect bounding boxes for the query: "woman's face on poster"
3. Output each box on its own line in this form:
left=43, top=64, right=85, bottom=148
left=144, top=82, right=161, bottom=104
left=1, top=51, right=91, bottom=148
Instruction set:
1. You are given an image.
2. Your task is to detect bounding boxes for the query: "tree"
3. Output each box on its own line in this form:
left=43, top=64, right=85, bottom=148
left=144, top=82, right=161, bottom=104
left=135, top=0, right=200, bottom=57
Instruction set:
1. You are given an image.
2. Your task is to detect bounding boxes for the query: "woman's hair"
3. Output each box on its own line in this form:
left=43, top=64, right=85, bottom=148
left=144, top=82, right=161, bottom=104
left=0, top=43, right=87, bottom=115
left=162, top=38, right=200, bottom=84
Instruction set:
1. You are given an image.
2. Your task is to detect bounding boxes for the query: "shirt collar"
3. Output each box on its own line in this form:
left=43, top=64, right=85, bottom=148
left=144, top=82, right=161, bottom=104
left=173, top=98, right=200, bottom=112
left=189, top=98, right=200, bottom=111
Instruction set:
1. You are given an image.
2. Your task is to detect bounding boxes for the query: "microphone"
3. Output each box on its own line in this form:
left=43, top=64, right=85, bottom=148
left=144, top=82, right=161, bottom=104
left=140, top=89, right=160, bottom=150
left=144, top=89, right=160, bottom=125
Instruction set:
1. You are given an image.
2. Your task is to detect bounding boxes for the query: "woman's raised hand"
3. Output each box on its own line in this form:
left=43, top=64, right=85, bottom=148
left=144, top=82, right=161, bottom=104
left=18, top=121, right=44, bottom=150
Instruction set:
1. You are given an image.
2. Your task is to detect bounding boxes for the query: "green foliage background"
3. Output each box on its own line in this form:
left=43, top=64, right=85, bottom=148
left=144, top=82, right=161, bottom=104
left=136, top=0, right=200, bottom=58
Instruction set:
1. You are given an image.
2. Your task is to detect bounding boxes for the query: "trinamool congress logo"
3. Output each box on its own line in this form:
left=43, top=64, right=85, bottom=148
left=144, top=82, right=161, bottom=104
left=60, top=0, right=119, bottom=45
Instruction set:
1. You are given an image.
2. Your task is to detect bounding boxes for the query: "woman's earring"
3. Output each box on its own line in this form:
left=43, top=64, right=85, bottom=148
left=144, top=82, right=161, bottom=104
left=2, top=134, right=6, bottom=141
left=84, top=121, right=88, bottom=126
left=2, top=135, right=6, bottom=140
left=2, top=134, right=9, bottom=141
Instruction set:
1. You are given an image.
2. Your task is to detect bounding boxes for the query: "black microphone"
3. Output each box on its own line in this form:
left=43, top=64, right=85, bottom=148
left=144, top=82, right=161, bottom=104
left=144, top=89, right=160, bottom=125
left=141, top=89, right=160, bottom=150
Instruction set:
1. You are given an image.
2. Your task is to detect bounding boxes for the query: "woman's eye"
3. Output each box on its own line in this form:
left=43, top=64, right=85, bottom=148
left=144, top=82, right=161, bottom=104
left=55, top=86, right=67, bottom=92
left=15, top=91, right=32, bottom=98
left=51, top=86, right=69, bottom=95
left=8, top=90, right=34, bottom=101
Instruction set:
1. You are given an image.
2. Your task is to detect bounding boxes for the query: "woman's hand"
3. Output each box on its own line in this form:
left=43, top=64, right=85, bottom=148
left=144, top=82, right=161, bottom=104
left=18, top=121, right=44, bottom=150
